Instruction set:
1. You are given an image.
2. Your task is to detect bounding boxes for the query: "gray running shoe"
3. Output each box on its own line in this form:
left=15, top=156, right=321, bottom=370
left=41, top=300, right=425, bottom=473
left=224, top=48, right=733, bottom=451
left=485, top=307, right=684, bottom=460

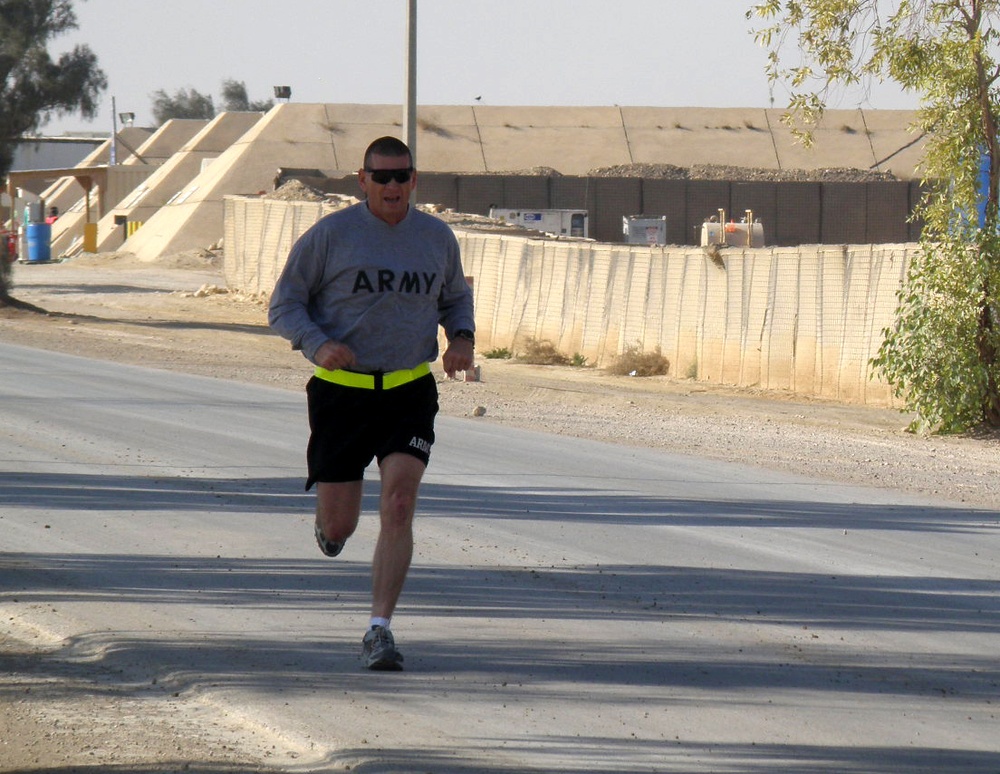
left=362, top=626, right=404, bottom=671
left=314, top=522, right=343, bottom=557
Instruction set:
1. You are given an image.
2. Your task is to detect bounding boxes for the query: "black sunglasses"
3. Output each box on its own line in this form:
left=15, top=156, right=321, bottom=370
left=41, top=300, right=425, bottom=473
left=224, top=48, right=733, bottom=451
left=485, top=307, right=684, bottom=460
left=365, top=167, right=414, bottom=185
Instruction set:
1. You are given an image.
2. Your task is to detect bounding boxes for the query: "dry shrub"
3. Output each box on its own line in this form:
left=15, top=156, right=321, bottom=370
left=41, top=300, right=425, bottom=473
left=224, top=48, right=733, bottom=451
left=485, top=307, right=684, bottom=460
left=607, top=345, right=669, bottom=376
left=516, top=337, right=571, bottom=365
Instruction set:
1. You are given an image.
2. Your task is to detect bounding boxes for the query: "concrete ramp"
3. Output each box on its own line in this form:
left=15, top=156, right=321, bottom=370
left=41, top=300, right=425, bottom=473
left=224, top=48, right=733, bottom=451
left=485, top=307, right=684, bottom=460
left=125, top=105, right=345, bottom=261
left=49, top=122, right=207, bottom=256
left=119, top=119, right=207, bottom=166
left=97, top=113, right=261, bottom=252
left=40, top=127, right=152, bottom=248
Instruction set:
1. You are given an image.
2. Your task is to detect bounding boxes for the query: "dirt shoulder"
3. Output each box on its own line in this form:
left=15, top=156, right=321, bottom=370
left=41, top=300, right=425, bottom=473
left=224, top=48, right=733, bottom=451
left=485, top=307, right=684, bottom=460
left=2, top=252, right=999, bottom=772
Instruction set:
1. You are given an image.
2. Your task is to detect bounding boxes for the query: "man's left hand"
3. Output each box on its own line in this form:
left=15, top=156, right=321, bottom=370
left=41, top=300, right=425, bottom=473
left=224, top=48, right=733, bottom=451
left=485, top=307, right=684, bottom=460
left=442, top=338, right=474, bottom=378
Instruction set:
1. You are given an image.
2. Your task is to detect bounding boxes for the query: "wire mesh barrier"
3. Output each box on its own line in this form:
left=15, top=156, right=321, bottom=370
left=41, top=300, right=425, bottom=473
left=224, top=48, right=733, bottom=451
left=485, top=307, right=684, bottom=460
left=226, top=196, right=916, bottom=406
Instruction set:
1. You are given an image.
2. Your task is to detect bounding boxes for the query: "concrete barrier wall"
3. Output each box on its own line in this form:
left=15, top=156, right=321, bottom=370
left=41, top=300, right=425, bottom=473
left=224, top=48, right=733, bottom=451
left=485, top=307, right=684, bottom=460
left=225, top=196, right=915, bottom=406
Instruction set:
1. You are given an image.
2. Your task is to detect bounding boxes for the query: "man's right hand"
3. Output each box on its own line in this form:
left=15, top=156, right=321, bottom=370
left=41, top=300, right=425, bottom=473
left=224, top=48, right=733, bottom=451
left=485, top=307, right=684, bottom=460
left=315, top=340, right=356, bottom=371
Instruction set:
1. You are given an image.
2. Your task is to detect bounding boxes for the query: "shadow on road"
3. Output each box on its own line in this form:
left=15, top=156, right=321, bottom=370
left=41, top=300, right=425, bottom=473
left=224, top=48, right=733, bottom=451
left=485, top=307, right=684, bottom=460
left=3, top=470, right=999, bottom=773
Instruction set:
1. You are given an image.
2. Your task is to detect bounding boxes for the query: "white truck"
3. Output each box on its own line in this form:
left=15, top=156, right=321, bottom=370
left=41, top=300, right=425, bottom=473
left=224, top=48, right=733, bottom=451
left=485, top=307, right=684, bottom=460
left=489, top=208, right=588, bottom=238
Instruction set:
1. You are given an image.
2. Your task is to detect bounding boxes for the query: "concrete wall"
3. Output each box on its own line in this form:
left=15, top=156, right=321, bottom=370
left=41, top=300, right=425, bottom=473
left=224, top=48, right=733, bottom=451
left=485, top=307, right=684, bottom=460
left=305, top=104, right=924, bottom=179
left=225, top=196, right=914, bottom=406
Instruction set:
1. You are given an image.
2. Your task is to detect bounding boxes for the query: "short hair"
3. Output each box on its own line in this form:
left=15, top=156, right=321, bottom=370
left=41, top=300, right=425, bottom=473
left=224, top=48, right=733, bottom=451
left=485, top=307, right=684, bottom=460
left=363, top=136, right=412, bottom=169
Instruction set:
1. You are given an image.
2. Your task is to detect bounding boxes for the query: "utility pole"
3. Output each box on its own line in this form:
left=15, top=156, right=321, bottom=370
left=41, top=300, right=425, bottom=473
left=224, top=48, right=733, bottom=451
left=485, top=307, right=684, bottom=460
left=110, top=96, right=118, bottom=166
left=403, top=0, right=417, bottom=166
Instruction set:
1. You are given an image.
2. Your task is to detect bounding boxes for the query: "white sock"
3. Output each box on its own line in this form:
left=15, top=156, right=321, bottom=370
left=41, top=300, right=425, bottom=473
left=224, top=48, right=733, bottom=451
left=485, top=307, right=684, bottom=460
left=370, top=617, right=391, bottom=630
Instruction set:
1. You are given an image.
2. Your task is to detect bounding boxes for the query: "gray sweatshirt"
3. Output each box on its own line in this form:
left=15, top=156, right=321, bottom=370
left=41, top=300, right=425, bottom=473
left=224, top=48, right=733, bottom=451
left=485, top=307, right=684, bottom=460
left=268, top=202, right=475, bottom=372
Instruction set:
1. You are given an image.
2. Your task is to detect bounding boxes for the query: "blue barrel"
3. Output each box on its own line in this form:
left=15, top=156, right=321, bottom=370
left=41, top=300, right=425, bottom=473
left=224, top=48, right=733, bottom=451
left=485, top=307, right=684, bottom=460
left=26, top=222, right=52, bottom=262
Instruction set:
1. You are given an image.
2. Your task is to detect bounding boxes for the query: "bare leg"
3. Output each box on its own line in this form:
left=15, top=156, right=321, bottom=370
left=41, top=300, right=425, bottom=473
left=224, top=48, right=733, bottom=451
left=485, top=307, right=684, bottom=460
left=315, top=480, right=363, bottom=546
left=371, top=452, right=426, bottom=620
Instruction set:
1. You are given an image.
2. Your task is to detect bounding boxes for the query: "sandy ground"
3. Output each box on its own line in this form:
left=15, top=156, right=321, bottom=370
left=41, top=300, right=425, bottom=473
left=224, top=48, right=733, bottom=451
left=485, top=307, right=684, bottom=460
left=2, top=252, right=1000, bottom=772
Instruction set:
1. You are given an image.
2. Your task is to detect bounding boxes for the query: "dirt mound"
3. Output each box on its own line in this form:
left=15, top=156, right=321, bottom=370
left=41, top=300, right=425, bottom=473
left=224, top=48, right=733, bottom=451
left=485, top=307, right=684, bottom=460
left=467, top=166, right=564, bottom=176
left=264, top=180, right=362, bottom=207
left=588, top=162, right=899, bottom=182
left=265, top=179, right=326, bottom=201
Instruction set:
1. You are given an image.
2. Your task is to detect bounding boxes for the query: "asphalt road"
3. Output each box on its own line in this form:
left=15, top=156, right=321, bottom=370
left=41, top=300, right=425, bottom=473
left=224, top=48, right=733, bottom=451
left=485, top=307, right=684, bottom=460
left=2, top=342, right=999, bottom=773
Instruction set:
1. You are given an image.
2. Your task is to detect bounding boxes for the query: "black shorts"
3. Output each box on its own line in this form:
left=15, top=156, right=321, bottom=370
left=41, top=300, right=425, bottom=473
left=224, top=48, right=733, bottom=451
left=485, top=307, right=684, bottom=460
left=304, top=373, right=439, bottom=488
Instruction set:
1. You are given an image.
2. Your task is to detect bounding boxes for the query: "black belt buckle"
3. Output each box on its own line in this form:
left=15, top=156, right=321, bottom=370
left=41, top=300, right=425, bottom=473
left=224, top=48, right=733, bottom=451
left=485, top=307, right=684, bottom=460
left=372, top=371, right=384, bottom=390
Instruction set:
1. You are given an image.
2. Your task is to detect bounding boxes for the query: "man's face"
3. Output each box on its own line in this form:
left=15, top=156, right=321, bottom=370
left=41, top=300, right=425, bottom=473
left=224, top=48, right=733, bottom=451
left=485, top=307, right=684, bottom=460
left=359, top=153, right=416, bottom=225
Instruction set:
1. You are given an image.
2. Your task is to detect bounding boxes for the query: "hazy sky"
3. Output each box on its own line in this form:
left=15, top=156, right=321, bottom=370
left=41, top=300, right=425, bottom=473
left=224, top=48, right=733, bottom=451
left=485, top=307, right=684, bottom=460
left=43, top=0, right=920, bottom=135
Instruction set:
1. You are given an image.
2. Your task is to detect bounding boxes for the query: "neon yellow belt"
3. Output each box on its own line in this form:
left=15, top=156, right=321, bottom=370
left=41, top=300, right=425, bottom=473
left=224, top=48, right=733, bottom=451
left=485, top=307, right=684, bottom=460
left=314, top=361, right=431, bottom=390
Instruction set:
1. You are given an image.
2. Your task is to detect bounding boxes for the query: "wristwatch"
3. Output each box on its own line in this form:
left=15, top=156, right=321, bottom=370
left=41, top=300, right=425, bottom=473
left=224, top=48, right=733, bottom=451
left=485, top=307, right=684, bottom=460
left=453, top=328, right=475, bottom=346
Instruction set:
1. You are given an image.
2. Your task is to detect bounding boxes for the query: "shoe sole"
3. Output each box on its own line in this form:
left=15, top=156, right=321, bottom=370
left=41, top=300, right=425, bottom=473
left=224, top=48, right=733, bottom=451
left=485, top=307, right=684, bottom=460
left=314, top=523, right=343, bottom=557
left=365, top=650, right=404, bottom=671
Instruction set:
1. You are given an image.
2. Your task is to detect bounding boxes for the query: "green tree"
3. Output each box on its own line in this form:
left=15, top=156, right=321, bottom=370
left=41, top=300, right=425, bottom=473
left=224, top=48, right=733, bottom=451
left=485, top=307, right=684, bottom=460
left=750, top=1, right=1000, bottom=433
left=220, top=78, right=273, bottom=113
left=149, top=86, right=215, bottom=125
left=1, top=0, right=106, bottom=305
left=150, top=80, right=274, bottom=126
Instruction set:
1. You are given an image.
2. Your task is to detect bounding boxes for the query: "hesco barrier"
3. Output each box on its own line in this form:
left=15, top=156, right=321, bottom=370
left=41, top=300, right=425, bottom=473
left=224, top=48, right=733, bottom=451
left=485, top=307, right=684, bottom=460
left=315, top=173, right=924, bottom=246
left=225, top=196, right=917, bottom=406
